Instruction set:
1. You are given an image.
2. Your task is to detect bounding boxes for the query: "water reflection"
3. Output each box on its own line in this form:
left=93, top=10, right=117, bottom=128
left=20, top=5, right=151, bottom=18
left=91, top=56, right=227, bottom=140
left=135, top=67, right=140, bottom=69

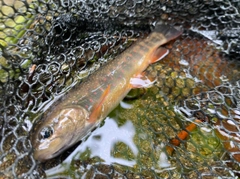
left=46, top=117, right=137, bottom=178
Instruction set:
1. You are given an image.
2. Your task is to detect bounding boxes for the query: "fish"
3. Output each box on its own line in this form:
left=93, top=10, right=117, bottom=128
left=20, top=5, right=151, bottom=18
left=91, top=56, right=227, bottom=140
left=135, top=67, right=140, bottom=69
left=30, top=24, right=182, bottom=161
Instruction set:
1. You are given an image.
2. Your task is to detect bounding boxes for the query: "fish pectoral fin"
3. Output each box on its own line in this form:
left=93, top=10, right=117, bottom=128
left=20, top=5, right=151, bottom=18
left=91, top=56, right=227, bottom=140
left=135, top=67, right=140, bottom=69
left=149, top=47, right=169, bottom=64
left=88, top=85, right=111, bottom=123
left=130, top=74, right=156, bottom=88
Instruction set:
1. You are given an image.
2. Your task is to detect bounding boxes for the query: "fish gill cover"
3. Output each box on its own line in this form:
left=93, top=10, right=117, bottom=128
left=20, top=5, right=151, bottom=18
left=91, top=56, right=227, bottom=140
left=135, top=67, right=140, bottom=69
left=0, top=0, right=240, bottom=178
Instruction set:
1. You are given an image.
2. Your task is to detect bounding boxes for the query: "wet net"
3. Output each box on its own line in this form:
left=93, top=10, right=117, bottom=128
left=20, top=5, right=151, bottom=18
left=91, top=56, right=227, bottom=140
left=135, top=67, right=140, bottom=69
left=1, top=0, right=240, bottom=178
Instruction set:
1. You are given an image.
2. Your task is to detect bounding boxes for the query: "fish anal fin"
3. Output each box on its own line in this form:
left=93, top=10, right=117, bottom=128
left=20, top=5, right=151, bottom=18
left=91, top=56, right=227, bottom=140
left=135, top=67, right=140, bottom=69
left=130, top=73, right=156, bottom=88
left=149, top=47, right=169, bottom=64
left=88, top=85, right=111, bottom=123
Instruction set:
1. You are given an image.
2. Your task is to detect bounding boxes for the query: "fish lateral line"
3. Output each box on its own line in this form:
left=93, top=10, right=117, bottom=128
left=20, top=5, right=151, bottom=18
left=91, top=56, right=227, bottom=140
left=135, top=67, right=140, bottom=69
left=88, top=85, right=111, bottom=123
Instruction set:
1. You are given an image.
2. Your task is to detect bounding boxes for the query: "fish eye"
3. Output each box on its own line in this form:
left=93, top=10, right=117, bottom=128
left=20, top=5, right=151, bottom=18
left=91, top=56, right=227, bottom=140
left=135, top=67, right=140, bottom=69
left=38, top=126, right=54, bottom=140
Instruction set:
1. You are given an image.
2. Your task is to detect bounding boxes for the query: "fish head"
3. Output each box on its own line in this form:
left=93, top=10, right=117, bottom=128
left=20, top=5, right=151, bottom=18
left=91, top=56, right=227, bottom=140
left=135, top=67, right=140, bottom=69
left=31, top=105, right=90, bottom=161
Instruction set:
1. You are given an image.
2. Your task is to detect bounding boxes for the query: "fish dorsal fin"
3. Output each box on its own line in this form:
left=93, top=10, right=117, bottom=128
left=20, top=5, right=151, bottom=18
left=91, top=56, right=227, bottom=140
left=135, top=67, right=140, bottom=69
left=149, top=47, right=169, bottom=64
left=88, top=85, right=111, bottom=123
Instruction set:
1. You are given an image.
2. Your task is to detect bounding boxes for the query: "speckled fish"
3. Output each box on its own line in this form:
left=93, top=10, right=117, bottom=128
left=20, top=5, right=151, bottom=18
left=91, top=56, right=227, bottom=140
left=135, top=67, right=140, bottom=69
left=31, top=24, right=182, bottom=161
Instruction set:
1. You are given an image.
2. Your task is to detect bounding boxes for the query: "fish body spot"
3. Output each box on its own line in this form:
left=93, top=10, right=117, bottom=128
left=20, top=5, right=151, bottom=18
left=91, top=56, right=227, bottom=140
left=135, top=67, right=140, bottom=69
left=131, top=51, right=143, bottom=60
left=138, top=44, right=149, bottom=51
left=126, top=55, right=133, bottom=61
left=144, top=40, right=154, bottom=47
left=150, top=35, right=164, bottom=43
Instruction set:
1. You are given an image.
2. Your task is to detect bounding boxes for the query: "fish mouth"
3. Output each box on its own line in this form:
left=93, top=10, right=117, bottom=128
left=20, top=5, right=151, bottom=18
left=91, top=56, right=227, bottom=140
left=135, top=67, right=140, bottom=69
left=50, top=134, right=76, bottom=158
left=48, top=116, right=78, bottom=158
left=34, top=132, right=76, bottom=161
left=51, top=147, right=65, bottom=158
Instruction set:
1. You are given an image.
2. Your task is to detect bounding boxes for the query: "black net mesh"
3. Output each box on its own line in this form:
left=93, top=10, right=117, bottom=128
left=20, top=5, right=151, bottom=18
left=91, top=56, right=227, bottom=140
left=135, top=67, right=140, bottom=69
left=1, top=0, right=240, bottom=178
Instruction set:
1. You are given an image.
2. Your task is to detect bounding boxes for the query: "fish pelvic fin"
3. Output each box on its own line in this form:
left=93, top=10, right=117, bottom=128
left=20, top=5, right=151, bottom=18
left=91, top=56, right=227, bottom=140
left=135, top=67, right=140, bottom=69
left=130, top=73, right=156, bottom=88
left=154, top=23, right=183, bottom=42
left=88, top=85, right=111, bottom=123
left=149, top=47, right=169, bottom=64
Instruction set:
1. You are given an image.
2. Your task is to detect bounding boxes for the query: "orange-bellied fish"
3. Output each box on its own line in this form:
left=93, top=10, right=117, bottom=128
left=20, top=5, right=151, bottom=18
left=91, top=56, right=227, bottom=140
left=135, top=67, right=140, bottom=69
left=31, top=24, right=182, bottom=161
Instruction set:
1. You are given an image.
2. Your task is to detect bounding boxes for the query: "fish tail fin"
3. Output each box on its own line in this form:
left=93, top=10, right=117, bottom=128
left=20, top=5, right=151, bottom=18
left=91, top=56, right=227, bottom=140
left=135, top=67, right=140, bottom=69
left=154, top=23, right=183, bottom=41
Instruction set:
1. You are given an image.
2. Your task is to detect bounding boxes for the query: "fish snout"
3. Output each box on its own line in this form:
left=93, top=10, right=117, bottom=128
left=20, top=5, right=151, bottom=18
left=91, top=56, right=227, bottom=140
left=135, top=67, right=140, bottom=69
left=33, top=137, right=66, bottom=161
